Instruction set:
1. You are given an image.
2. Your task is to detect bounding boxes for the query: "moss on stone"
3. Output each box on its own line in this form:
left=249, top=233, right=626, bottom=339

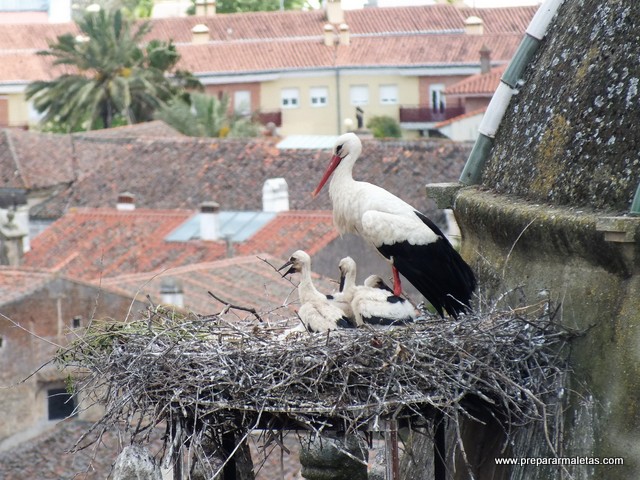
left=482, top=0, right=640, bottom=213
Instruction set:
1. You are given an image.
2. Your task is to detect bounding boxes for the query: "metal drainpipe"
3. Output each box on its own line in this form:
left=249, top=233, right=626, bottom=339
left=459, top=0, right=565, bottom=185
left=631, top=182, right=640, bottom=216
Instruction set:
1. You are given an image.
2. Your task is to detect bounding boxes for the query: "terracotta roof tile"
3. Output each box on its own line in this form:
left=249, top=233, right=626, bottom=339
left=445, top=64, right=506, bottom=96
left=22, top=207, right=340, bottom=282
left=101, top=254, right=337, bottom=318
left=0, top=122, right=183, bottom=192
left=27, top=137, right=472, bottom=220
left=0, top=6, right=536, bottom=82
left=22, top=208, right=217, bottom=280
left=0, top=266, right=53, bottom=306
left=237, top=211, right=337, bottom=259
left=435, top=107, right=487, bottom=128
left=176, top=33, right=523, bottom=74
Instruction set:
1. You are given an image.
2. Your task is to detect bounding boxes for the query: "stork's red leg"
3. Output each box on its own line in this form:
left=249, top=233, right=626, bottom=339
left=392, top=265, right=402, bottom=296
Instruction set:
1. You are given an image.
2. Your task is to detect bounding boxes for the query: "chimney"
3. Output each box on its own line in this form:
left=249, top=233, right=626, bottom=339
left=480, top=44, right=492, bottom=74
left=191, top=24, right=210, bottom=44
left=200, top=201, right=220, bottom=240
left=195, top=0, right=216, bottom=16
left=465, top=16, right=484, bottom=35
left=338, top=23, right=350, bottom=46
left=49, top=0, right=72, bottom=23
left=0, top=211, right=26, bottom=266
left=117, top=192, right=136, bottom=211
left=323, top=24, right=335, bottom=47
left=325, top=0, right=344, bottom=25
left=160, top=277, right=184, bottom=308
left=262, top=178, right=290, bottom=213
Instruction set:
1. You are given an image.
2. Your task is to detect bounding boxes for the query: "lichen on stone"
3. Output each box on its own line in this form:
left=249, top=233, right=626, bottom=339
left=483, top=0, right=640, bottom=214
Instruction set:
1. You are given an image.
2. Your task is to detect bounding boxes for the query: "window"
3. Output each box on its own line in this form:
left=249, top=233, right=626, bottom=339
left=72, top=316, right=82, bottom=329
left=47, top=388, right=76, bottom=420
left=350, top=85, right=369, bottom=106
left=310, top=87, right=328, bottom=107
left=234, top=90, right=251, bottom=115
left=379, top=84, right=398, bottom=105
left=430, top=83, right=446, bottom=113
left=0, top=335, right=3, bottom=348
left=281, top=88, right=299, bottom=109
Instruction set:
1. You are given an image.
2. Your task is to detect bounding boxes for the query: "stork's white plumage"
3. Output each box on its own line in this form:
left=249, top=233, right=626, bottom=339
left=351, top=275, right=418, bottom=326
left=312, top=132, right=476, bottom=318
left=278, top=250, right=355, bottom=332
left=325, top=256, right=357, bottom=318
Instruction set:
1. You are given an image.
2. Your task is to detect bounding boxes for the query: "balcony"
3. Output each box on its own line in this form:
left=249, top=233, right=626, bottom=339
left=256, top=110, right=282, bottom=127
left=399, top=105, right=466, bottom=124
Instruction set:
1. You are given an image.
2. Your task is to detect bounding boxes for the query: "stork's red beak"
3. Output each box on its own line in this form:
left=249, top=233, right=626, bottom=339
left=312, top=154, right=342, bottom=198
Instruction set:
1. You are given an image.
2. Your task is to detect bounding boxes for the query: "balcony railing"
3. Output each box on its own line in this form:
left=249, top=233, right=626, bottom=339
left=399, top=105, right=466, bottom=124
left=256, top=110, right=282, bottom=127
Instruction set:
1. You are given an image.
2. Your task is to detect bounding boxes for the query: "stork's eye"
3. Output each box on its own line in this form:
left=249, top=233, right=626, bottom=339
left=336, top=144, right=343, bottom=155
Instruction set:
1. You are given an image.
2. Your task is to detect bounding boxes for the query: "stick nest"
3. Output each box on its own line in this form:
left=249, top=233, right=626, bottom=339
left=58, top=298, right=570, bottom=458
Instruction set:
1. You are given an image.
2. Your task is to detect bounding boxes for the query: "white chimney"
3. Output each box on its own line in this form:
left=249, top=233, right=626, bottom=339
left=48, top=0, right=72, bottom=23
left=326, top=0, right=344, bottom=24
left=160, top=278, right=184, bottom=307
left=195, top=0, right=216, bottom=16
left=262, top=178, right=290, bottom=213
left=191, top=24, right=210, bottom=44
left=200, top=201, right=220, bottom=240
left=323, top=24, right=335, bottom=47
left=117, top=192, right=136, bottom=211
left=465, top=16, right=484, bottom=35
left=338, top=23, right=350, bottom=46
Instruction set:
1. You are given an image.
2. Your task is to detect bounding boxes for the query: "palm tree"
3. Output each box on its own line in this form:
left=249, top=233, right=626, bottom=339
left=26, top=9, right=199, bottom=131
left=154, top=93, right=259, bottom=138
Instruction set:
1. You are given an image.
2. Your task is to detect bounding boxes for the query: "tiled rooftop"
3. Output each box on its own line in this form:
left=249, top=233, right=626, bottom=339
left=22, top=208, right=339, bottom=282
left=0, top=122, right=184, bottom=191
left=26, top=136, right=472, bottom=220
left=0, top=266, right=54, bottom=306
left=435, top=107, right=487, bottom=128
left=101, top=254, right=338, bottom=319
left=445, top=64, right=506, bottom=96
left=0, top=5, right=536, bottom=83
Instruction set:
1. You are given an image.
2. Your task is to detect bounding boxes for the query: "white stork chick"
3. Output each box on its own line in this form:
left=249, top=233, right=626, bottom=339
left=278, top=250, right=355, bottom=333
left=312, top=132, right=476, bottom=318
left=325, top=256, right=357, bottom=318
left=351, top=275, right=418, bottom=326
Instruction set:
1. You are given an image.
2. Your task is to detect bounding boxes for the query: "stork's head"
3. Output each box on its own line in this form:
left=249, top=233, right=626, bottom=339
left=337, top=256, right=356, bottom=291
left=312, top=133, right=362, bottom=198
left=364, top=275, right=392, bottom=292
left=278, top=250, right=311, bottom=277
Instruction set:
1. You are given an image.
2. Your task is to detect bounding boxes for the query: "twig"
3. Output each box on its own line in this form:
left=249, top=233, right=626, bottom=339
left=208, top=291, right=263, bottom=322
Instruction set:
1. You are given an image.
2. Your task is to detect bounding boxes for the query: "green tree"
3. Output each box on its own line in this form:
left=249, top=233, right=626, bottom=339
left=26, top=9, right=200, bottom=131
left=154, top=92, right=259, bottom=138
left=188, top=0, right=308, bottom=14
left=367, top=115, right=402, bottom=138
left=72, top=0, right=154, bottom=19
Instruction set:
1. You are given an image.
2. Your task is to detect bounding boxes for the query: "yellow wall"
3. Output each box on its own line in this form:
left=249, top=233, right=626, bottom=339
left=262, top=71, right=419, bottom=136
left=9, top=93, right=29, bottom=127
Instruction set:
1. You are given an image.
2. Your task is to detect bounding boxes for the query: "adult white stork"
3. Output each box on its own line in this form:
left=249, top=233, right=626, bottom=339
left=351, top=275, right=418, bottom=326
left=278, top=250, right=355, bottom=332
left=312, top=132, right=476, bottom=318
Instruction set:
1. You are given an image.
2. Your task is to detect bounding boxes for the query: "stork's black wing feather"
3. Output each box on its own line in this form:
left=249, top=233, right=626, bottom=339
left=377, top=211, right=476, bottom=318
